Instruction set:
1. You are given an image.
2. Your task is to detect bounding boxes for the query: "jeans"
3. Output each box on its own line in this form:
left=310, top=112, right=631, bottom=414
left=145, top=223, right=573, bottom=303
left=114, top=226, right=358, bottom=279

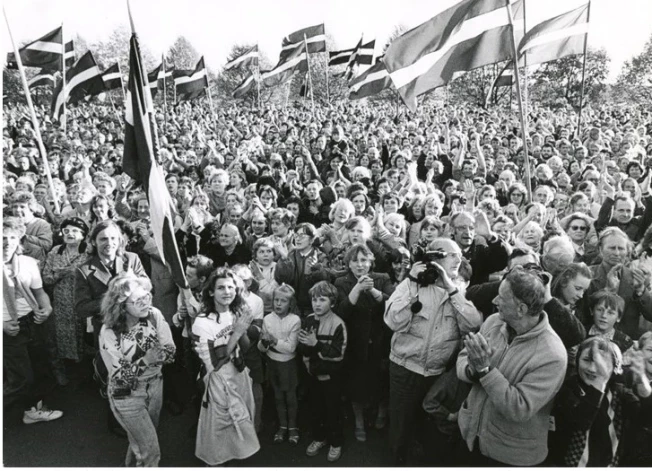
left=388, top=361, right=439, bottom=465
left=109, top=374, right=163, bottom=467
left=3, top=314, right=55, bottom=410
left=308, top=374, right=344, bottom=447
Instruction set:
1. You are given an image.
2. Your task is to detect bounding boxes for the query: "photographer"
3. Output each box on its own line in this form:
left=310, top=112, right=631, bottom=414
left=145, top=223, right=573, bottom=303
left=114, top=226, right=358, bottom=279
left=384, top=238, right=482, bottom=465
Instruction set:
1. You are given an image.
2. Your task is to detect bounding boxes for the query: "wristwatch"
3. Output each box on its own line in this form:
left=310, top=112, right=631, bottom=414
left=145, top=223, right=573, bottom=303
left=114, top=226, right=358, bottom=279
left=477, top=366, right=491, bottom=378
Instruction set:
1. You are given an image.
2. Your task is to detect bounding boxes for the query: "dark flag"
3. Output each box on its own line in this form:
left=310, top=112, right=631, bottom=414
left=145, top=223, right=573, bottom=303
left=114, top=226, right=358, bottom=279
left=50, top=51, right=104, bottom=120
left=349, top=59, right=391, bottom=100
left=101, top=63, right=123, bottom=91
left=280, top=23, right=325, bottom=59
left=224, top=45, right=259, bottom=71
left=233, top=71, right=258, bottom=99
left=122, top=32, right=188, bottom=290
left=6, top=27, right=74, bottom=70
left=261, top=42, right=308, bottom=88
left=28, top=69, right=57, bottom=89
left=147, top=64, right=162, bottom=97
left=173, top=57, right=208, bottom=102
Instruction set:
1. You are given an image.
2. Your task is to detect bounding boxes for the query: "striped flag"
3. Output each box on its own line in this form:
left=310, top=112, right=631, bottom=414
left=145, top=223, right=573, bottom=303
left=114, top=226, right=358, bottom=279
left=122, top=33, right=188, bottom=290
left=28, top=69, right=57, bottom=89
left=6, top=27, right=74, bottom=70
left=349, top=59, right=391, bottom=100
left=233, top=71, right=258, bottom=99
left=147, top=64, right=162, bottom=97
left=173, top=57, right=208, bottom=102
left=485, top=61, right=513, bottom=106
left=329, top=40, right=375, bottom=66
left=280, top=23, right=325, bottom=59
left=518, top=3, right=589, bottom=67
left=101, top=63, right=123, bottom=91
left=224, top=45, right=259, bottom=71
left=261, top=42, right=307, bottom=88
left=50, top=51, right=104, bottom=120
left=384, top=0, right=524, bottom=112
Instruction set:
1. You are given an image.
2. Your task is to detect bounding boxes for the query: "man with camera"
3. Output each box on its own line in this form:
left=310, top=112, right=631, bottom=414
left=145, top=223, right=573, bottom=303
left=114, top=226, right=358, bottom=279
left=384, top=238, right=482, bottom=465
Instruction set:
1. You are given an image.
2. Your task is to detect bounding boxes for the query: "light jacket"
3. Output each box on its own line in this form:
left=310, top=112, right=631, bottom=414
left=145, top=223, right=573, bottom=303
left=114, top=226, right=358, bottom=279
left=456, top=312, right=567, bottom=466
left=384, top=278, right=482, bottom=377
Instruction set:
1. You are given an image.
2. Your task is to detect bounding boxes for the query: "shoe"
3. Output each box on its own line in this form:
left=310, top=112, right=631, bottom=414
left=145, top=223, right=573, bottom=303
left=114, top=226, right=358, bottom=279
left=327, top=446, right=342, bottom=462
left=375, top=414, right=387, bottom=430
left=306, top=440, right=327, bottom=457
left=23, top=401, right=63, bottom=424
left=274, top=427, right=287, bottom=443
left=354, top=426, right=367, bottom=442
left=288, top=428, right=300, bottom=446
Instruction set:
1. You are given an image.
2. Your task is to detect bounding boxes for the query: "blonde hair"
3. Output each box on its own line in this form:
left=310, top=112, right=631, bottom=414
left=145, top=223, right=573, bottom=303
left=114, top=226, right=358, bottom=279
left=100, top=273, right=153, bottom=335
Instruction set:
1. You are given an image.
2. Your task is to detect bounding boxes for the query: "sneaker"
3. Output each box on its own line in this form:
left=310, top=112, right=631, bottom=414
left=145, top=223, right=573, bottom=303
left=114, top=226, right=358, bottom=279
left=306, top=440, right=327, bottom=457
left=23, top=401, right=63, bottom=424
left=327, top=446, right=342, bottom=462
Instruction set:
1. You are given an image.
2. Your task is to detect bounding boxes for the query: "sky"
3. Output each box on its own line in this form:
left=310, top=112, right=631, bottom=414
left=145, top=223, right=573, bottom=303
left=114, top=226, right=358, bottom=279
left=2, top=0, right=651, bottom=82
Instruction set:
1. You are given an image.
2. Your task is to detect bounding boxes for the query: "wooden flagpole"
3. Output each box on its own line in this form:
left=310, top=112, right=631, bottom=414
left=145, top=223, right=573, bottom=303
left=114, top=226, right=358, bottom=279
left=4, top=7, right=60, bottom=213
left=522, top=0, right=528, bottom=118
left=576, top=0, right=592, bottom=139
left=117, top=61, right=127, bottom=104
left=507, top=0, right=532, bottom=202
left=108, top=92, right=123, bottom=126
left=60, top=21, right=66, bottom=132
left=256, top=44, right=261, bottom=108
left=303, top=34, right=314, bottom=113
left=161, top=55, right=168, bottom=129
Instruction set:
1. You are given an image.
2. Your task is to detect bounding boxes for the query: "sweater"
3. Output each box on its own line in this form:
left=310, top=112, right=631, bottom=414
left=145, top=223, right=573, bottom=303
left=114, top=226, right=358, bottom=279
left=258, top=312, right=301, bottom=362
left=457, top=312, right=567, bottom=466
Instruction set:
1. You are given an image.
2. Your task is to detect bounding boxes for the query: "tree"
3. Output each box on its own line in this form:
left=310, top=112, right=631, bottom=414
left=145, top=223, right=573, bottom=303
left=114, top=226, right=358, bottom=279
left=613, top=33, right=652, bottom=104
left=90, top=25, right=157, bottom=73
left=166, top=36, right=200, bottom=70
left=529, top=48, right=610, bottom=110
left=447, top=64, right=510, bottom=107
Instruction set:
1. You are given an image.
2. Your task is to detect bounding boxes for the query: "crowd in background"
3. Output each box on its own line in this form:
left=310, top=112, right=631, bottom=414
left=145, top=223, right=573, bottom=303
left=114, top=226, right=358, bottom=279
left=3, top=96, right=652, bottom=466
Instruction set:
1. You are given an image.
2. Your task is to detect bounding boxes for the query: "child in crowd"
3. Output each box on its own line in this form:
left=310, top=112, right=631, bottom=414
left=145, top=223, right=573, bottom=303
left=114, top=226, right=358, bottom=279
left=258, top=284, right=302, bottom=445
left=586, top=289, right=634, bottom=354
left=250, top=237, right=279, bottom=315
left=298, top=281, right=348, bottom=462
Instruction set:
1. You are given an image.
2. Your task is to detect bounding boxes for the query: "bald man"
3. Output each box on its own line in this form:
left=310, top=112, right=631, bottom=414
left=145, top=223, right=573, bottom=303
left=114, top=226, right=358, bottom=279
left=199, top=222, right=252, bottom=268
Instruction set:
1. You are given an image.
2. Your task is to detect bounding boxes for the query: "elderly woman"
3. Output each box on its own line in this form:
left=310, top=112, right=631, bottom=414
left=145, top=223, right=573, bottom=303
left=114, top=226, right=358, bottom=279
left=541, top=235, right=577, bottom=277
left=560, top=211, right=599, bottom=264
left=99, top=274, right=175, bottom=467
left=550, top=337, right=639, bottom=467
left=192, top=268, right=260, bottom=466
left=42, top=218, right=90, bottom=372
left=515, top=221, right=544, bottom=253
left=334, top=244, right=394, bottom=441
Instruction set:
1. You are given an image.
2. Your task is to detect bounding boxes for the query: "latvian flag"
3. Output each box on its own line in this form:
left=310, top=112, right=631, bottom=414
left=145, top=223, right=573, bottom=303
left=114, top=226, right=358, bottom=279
left=6, top=27, right=74, bottom=70
left=518, top=3, right=589, bottom=67
left=122, top=33, right=188, bottom=290
left=233, top=71, right=258, bottom=99
left=50, top=51, right=104, bottom=120
left=101, top=63, right=123, bottom=91
left=329, top=40, right=376, bottom=67
left=261, top=42, right=307, bottom=88
left=173, top=57, right=208, bottom=102
left=28, top=69, right=56, bottom=89
left=280, top=23, right=325, bottom=60
left=349, top=58, right=391, bottom=100
left=384, top=0, right=524, bottom=112
left=147, top=62, right=173, bottom=98
left=224, top=45, right=258, bottom=71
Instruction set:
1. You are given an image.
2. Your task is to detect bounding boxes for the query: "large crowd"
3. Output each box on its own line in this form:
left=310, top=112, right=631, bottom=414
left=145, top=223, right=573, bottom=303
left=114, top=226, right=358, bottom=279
left=3, top=96, right=652, bottom=467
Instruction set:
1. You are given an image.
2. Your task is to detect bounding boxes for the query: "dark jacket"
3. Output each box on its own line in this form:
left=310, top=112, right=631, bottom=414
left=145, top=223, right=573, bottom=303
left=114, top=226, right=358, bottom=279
left=297, top=311, right=347, bottom=378
left=462, top=235, right=509, bottom=286
left=275, top=248, right=330, bottom=315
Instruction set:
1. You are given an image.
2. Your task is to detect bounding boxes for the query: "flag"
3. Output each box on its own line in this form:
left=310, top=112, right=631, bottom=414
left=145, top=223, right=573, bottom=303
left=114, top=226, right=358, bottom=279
left=357, top=40, right=375, bottom=65
left=299, top=73, right=309, bottom=97
left=173, top=57, right=208, bottom=102
left=224, top=45, right=259, bottom=71
left=344, top=38, right=363, bottom=81
left=518, top=3, right=589, bottom=67
left=122, top=33, right=188, bottom=290
left=261, top=42, right=308, bottom=88
left=233, top=71, right=258, bottom=99
left=280, top=23, right=325, bottom=59
left=147, top=64, right=162, bottom=97
left=485, top=61, right=513, bottom=106
left=50, top=51, right=104, bottom=120
left=28, top=69, right=56, bottom=89
left=101, top=63, right=123, bottom=91
left=328, top=40, right=375, bottom=66
left=6, top=27, right=74, bottom=70
left=384, top=0, right=524, bottom=112
left=349, top=59, right=391, bottom=100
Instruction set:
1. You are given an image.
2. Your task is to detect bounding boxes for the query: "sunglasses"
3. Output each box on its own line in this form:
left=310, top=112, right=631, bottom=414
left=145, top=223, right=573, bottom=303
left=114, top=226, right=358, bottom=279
left=569, top=225, right=588, bottom=232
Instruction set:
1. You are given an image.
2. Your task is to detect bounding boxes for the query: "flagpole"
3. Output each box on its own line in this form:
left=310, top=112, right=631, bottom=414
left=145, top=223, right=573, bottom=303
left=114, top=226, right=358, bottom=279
left=61, top=21, right=67, bottom=132
left=577, top=0, right=592, bottom=139
left=507, top=0, right=532, bottom=202
left=108, top=92, right=123, bottom=127
left=161, top=54, right=168, bottom=109
left=256, top=44, right=261, bottom=108
left=303, top=34, right=314, bottom=113
left=117, top=61, right=127, bottom=104
left=522, top=0, right=528, bottom=119
left=3, top=7, right=60, bottom=213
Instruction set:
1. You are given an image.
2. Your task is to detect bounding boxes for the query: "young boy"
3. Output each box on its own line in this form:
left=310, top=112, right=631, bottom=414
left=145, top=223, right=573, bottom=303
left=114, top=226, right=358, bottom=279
left=587, top=289, right=634, bottom=354
left=298, top=281, right=347, bottom=462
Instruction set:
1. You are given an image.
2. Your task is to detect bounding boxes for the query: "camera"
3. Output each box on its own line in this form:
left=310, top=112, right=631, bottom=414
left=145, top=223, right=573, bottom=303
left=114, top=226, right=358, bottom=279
left=412, top=246, right=447, bottom=286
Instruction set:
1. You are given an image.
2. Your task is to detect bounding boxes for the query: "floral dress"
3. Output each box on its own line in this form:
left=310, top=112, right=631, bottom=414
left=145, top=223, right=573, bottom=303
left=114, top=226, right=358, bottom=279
left=42, top=245, right=90, bottom=361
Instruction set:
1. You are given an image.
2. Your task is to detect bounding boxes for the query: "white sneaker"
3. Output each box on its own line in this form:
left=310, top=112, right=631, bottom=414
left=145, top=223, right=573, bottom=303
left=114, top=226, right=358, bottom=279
left=306, top=440, right=327, bottom=457
left=327, top=446, right=342, bottom=462
left=23, top=401, right=63, bottom=424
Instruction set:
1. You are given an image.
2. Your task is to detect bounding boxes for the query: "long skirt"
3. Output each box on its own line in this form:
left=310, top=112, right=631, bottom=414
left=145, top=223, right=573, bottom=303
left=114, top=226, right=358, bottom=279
left=195, top=363, right=260, bottom=466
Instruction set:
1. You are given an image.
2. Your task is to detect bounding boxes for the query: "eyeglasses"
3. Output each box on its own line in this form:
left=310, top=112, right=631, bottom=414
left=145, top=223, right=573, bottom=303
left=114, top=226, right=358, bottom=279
left=62, top=227, right=83, bottom=235
left=295, top=232, right=310, bottom=238
left=125, top=293, right=152, bottom=308
left=512, top=193, right=523, bottom=197
left=569, top=225, right=588, bottom=232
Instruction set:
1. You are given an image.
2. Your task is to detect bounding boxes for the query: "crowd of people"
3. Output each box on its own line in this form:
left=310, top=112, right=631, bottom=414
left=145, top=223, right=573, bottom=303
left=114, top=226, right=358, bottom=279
left=3, top=96, right=652, bottom=467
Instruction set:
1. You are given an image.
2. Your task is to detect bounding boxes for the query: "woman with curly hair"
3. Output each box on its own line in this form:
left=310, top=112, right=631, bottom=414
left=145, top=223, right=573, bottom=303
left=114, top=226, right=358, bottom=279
left=99, top=273, right=175, bottom=467
left=192, top=268, right=260, bottom=466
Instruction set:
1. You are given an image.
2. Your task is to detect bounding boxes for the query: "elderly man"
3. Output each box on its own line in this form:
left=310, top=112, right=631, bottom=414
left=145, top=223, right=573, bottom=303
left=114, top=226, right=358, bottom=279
left=385, top=238, right=482, bottom=465
left=595, top=191, right=651, bottom=242
left=457, top=266, right=567, bottom=466
left=450, top=211, right=510, bottom=285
